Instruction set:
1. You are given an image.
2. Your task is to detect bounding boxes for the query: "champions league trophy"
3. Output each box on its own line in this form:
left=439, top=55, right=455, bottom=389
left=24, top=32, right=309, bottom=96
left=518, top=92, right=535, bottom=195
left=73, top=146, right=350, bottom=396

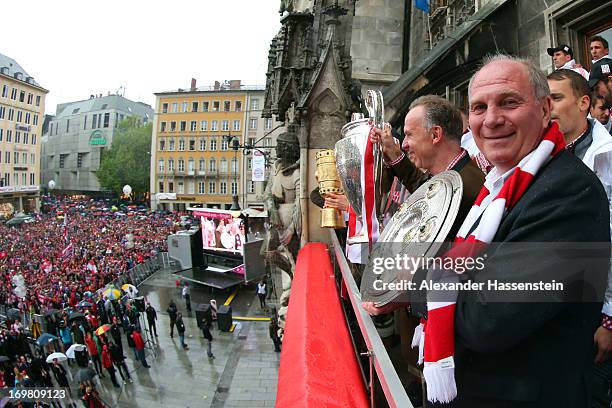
left=315, top=150, right=346, bottom=228
left=335, top=90, right=385, bottom=243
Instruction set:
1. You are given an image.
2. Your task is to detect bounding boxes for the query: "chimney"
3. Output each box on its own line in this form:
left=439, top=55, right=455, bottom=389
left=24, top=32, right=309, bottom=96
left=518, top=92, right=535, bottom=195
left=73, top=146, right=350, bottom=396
left=190, top=78, right=197, bottom=91
left=214, top=81, right=220, bottom=91
left=229, top=80, right=241, bottom=90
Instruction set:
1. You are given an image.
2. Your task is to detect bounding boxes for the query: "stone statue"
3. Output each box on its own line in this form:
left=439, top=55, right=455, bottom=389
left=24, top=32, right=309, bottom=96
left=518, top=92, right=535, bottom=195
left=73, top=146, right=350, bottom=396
left=261, top=129, right=301, bottom=337
left=263, top=130, right=301, bottom=260
left=279, top=0, right=294, bottom=14
left=279, top=0, right=315, bottom=14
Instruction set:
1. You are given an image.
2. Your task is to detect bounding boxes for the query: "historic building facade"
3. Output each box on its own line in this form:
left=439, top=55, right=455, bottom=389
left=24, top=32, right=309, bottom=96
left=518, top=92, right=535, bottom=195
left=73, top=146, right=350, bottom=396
left=0, top=53, right=47, bottom=213
left=263, top=0, right=406, bottom=243
left=41, top=94, right=153, bottom=195
left=384, top=0, right=612, bottom=125
left=150, top=80, right=282, bottom=211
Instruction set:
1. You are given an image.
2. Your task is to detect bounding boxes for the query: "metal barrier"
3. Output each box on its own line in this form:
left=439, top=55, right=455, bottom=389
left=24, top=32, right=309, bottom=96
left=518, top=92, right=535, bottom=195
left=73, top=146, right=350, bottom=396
left=329, top=230, right=412, bottom=408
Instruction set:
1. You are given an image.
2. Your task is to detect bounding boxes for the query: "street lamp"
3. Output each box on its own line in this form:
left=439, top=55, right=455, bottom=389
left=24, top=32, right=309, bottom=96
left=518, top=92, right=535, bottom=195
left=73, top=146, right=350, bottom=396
left=123, top=184, right=132, bottom=202
left=225, top=136, right=241, bottom=211
left=47, top=180, right=56, bottom=197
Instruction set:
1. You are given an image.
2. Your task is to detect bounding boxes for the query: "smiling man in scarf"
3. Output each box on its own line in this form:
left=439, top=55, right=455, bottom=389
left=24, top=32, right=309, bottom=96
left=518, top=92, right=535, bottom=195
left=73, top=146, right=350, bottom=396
left=417, top=55, right=610, bottom=407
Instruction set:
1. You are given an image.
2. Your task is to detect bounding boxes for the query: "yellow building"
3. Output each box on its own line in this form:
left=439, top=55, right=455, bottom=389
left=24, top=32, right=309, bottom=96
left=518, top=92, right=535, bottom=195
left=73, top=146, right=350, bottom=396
left=151, top=80, right=265, bottom=211
left=0, top=53, right=47, bottom=213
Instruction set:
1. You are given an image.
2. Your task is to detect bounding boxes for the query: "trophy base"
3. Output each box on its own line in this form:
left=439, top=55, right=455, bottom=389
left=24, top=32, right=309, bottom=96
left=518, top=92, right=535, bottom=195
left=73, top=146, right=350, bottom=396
left=321, top=208, right=346, bottom=229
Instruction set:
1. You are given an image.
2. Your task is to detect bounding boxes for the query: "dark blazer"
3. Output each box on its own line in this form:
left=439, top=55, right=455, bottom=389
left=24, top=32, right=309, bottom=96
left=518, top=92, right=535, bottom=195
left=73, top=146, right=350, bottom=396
left=386, top=152, right=484, bottom=238
left=450, top=150, right=610, bottom=407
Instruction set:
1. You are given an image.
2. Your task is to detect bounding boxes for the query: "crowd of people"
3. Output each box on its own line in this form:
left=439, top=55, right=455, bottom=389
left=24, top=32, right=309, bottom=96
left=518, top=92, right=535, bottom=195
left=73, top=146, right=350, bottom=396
left=0, top=196, right=181, bottom=316
left=0, top=196, right=184, bottom=407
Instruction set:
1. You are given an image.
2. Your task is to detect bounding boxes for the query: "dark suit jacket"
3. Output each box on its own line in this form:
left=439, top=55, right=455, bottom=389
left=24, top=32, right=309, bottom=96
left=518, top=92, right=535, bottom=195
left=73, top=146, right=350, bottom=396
left=449, top=150, right=610, bottom=407
left=387, top=153, right=485, bottom=318
left=386, top=152, right=484, bottom=239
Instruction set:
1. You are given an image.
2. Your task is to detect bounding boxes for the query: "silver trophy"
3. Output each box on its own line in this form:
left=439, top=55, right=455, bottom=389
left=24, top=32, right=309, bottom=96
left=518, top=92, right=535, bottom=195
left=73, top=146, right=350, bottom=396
left=335, top=90, right=385, bottom=243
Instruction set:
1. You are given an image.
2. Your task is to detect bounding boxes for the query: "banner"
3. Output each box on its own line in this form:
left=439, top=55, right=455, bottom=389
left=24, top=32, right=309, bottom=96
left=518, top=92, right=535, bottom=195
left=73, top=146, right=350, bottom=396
left=252, top=150, right=266, bottom=182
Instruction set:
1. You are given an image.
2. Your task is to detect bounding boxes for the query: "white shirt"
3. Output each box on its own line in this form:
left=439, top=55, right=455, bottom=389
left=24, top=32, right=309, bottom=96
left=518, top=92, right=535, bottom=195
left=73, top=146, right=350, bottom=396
left=592, top=54, right=611, bottom=64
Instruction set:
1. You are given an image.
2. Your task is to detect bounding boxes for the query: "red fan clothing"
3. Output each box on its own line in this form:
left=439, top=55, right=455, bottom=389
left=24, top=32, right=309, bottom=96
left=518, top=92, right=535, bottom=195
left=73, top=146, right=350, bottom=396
left=85, top=337, right=98, bottom=356
left=132, top=331, right=145, bottom=350
left=101, top=349, right=113, bottom=369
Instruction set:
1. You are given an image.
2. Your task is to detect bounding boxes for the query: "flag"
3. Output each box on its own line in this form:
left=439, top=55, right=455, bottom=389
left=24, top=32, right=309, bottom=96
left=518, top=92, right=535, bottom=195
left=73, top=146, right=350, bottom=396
left=60, top=242, right=73, bottom=259
left=63, top=213, right=69, bottom=242
left=415, top=0, right=430, bottom=12
left=41, top=259, right=53, bottom=273
left=86, top=260, right=98, bottom=274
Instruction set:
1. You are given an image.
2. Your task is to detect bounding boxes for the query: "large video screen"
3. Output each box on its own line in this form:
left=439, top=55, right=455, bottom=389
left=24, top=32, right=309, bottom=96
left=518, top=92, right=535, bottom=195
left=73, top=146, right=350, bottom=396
left=194, top=209, right=245, bottom=255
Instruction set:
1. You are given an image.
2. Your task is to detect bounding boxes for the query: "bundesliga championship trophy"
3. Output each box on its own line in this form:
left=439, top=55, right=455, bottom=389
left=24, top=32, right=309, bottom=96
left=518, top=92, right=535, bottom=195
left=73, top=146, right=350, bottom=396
left=316, top=150, right=346, bottom=228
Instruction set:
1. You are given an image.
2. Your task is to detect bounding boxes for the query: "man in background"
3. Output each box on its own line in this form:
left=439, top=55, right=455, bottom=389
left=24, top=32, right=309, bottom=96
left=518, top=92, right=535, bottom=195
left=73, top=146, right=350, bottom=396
left=591, top=35, right=610, bottom=63
left=591, top=92, right=612, bottom=134
left=547, top=43, right=589, bottom=79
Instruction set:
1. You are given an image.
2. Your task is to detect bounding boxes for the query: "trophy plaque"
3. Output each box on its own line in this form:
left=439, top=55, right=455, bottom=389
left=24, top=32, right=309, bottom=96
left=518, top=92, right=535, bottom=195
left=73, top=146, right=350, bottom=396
left=360, top=171, right=463, bottom=306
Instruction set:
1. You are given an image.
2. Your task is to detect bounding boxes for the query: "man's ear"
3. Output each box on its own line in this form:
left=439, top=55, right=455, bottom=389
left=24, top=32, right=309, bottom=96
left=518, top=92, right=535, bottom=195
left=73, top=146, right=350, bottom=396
left=578, top=95, right=591, bottom=114
left=431, top=126, right=443, bottom=144
left=541, top=96, right=552, bottom=126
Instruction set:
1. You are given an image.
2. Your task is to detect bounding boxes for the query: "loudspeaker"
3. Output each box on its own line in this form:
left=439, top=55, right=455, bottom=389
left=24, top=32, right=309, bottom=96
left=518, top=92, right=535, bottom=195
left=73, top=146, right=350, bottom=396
left=217, top=305, right=232, bottom=332
left=134, top=297, right=146, bottom=312
left=195, top=303, right=212, bottom=329
left=191, top=227, right=206, bottom=268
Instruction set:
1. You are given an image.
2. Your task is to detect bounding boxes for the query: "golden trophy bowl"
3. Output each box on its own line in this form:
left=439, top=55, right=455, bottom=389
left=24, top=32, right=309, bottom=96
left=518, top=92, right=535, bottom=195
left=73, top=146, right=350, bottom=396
left=316, top=149, right=346, bottom=229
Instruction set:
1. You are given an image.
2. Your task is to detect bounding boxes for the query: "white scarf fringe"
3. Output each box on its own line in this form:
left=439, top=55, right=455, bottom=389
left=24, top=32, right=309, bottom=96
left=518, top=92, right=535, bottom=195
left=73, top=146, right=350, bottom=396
left=424, top=358, right=457, bottom=403
left=411, top=322, right=425, bottom=365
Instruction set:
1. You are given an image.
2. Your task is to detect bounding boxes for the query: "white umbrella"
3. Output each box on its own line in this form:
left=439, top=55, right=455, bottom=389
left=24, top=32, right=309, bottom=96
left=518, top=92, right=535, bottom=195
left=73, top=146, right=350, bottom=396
left=46, top=352, right=67, bottom=363
left=65, top=344, right=86, bottom=359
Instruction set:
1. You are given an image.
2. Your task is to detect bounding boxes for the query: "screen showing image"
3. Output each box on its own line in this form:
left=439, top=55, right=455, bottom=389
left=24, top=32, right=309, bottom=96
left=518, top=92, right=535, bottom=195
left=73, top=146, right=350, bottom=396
left=195, top=209, right=245, bottom=255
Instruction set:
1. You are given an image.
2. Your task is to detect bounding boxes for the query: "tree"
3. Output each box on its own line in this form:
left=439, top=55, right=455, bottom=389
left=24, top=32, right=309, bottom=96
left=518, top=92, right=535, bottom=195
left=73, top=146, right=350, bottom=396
left=96, top=117, right=152, bottom=197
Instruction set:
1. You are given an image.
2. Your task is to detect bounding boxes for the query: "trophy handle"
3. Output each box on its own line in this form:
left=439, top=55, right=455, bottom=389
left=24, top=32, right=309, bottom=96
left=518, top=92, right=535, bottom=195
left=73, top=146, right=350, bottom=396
left=366, top=90, right=385, bottom=229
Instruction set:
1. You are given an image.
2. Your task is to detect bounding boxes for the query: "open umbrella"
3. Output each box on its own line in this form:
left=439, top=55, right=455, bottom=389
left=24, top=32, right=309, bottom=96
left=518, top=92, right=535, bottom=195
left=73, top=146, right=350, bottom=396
left=45, top=352, right=67, bottom=363
left=65, top=344, right=86, bottom=359
left=74, top=367, right=96, bottom=383
left=121, top=284, right=138, bottom=298
left=68, top=312, right=85, bottom=322
left=103, top=288, right=121, bottom=300
left=95, top=324, right=111, bottom=336
left=36, top=333, right=58, bottom=347
left=0, top=356, right=9, bottom=363
left=7, top=308, right=20, bottom=321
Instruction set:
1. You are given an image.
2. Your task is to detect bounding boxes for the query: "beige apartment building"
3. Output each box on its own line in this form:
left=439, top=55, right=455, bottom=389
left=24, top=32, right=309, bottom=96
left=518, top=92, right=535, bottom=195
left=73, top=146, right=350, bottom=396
left=150, top=80, right=282, bottom=212
left=0, top=53, right=47, bottom=214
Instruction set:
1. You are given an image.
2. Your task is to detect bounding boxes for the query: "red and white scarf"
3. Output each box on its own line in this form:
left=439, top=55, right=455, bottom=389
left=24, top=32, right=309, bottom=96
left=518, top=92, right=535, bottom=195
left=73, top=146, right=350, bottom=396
left=346, top=125, right=381, bottom=263
left=415, top=123, right=566, bottom=403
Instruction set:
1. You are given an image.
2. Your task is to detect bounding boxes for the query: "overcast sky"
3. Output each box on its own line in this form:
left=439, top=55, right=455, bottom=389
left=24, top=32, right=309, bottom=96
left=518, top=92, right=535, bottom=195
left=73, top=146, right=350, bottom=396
left=2, top=0, right=281, bottom=115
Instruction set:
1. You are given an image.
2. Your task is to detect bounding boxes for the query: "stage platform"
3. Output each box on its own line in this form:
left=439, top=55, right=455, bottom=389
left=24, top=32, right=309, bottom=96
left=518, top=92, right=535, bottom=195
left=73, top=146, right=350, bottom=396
left=173, top=267, right=244, bottom=290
